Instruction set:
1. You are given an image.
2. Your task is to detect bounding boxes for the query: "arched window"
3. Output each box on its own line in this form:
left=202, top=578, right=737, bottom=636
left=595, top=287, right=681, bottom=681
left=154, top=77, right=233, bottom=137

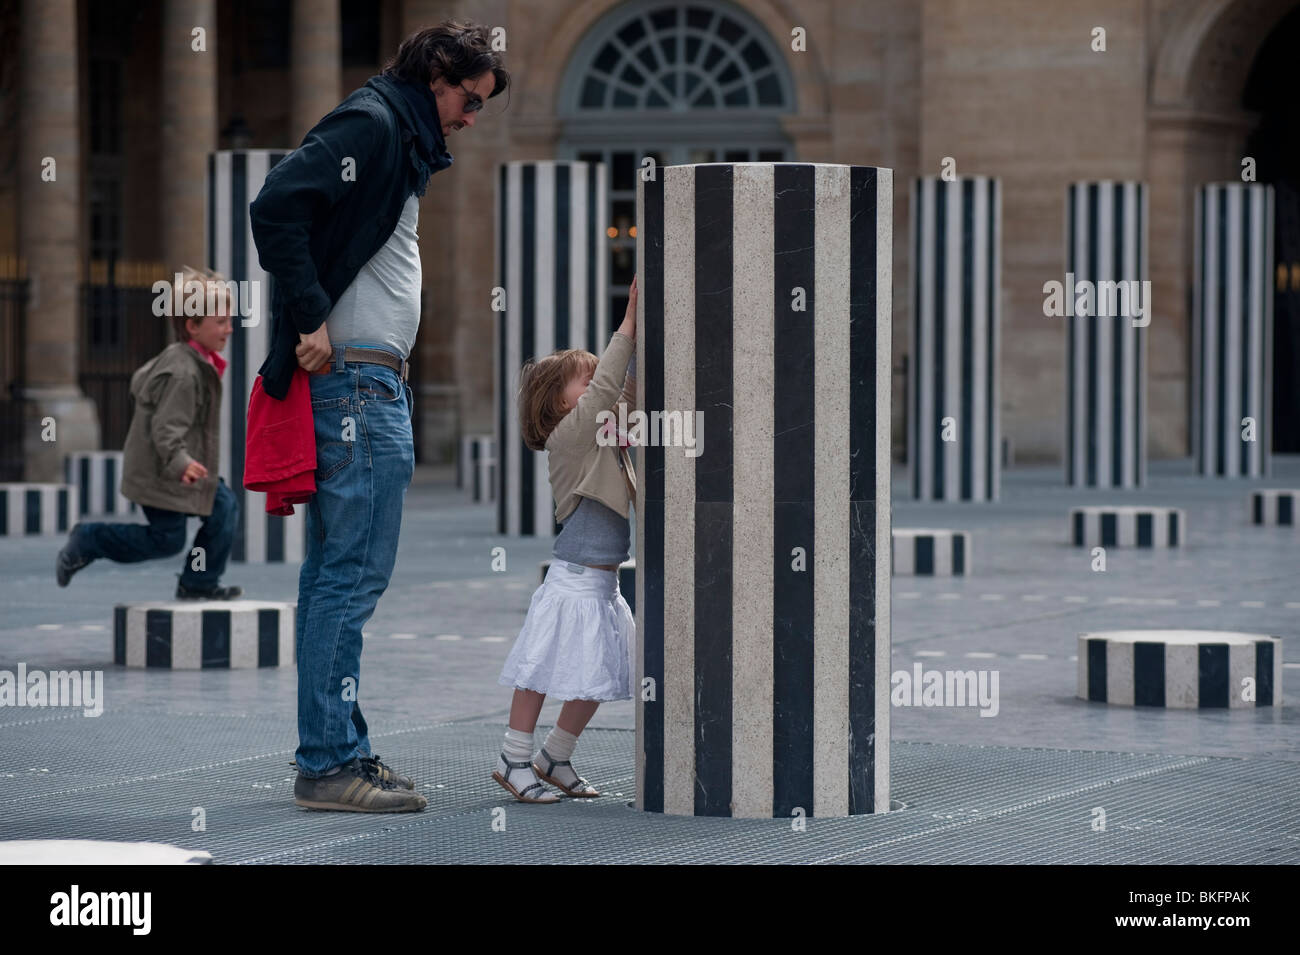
left=559, top=2, right=796, bottom=319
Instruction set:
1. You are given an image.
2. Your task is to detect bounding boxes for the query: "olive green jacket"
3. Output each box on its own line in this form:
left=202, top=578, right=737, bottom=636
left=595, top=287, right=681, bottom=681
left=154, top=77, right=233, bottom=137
left=546, top=331, right=637, bottom=523
left=120, top=342, right=222, bottom=516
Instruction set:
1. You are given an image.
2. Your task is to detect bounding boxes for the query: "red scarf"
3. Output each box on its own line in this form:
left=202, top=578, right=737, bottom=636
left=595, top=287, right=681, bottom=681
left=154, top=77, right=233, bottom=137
left=187, top=338, right=228, bottom=377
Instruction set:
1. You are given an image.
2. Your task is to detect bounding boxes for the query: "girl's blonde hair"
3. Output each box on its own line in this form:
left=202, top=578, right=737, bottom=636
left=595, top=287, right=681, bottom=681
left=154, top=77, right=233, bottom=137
left=518, top=348, right=598, bottom=451
left=170, top=264, right=235, bottom=343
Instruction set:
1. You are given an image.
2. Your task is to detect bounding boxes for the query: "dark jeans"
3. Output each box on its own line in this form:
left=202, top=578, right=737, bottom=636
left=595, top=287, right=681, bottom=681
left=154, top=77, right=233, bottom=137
left=77, top=478, right=238, bottom=591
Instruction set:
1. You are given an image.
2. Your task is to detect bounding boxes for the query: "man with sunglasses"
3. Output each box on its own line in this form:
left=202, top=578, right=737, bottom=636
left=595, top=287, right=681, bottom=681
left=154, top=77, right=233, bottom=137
left=250, top=20, right=509, bottom=813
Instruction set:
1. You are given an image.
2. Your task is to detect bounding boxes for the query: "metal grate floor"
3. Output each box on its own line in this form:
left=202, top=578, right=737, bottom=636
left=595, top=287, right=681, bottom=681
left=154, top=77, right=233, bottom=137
left=2, top=712, right=1296, bottom=864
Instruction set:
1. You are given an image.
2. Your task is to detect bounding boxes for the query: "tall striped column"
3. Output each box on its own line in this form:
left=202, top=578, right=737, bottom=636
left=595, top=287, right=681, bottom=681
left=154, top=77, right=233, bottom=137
left=208, top=150, right=306, bottom=562
left=636, top=162, right=892, bottom=818
left=1065, top=181, right=1148, bottom=488
left=496, top=160, right=609, bottom=536
left=909, top=176, right=1001, bottom=501
left=1193, top=182, right=1275, bottom=477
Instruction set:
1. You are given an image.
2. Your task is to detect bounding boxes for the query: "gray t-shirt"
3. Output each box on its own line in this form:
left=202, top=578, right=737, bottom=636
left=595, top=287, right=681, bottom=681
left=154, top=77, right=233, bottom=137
left=326, top=192, right=421, bottom=358
left=552, top=494, right=631, bottom=565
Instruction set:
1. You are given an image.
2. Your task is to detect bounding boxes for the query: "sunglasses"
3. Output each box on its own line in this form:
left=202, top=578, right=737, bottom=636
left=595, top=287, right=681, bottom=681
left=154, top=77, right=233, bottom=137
left=456, top=82, right=484, bottom=114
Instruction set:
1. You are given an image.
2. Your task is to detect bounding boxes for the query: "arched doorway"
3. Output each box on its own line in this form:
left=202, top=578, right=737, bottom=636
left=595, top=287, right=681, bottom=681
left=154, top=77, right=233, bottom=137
left=556, top=1, right=796, bottom=321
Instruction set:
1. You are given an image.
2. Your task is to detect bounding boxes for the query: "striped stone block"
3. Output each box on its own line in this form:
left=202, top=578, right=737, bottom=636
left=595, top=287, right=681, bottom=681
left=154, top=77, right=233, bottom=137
left=1077, top=630, right=1282, bottom=708
left=1069, top=505, right=1185, bottom=548
left=1065, top=181, right=1148, bottom=489
left=637, top=162, right=892, bottom=817
left=909, top=176, right=1001, bottom=501
left=0, top=484, right=71, bottom=537
left=496, top=160, right=610, bottom=537
left=113, top=600, right=295, bottom=669
left=892, top=528, right=970, bottom=576
left=538, top=558, right=636, bottom=613
left=459, top=434, right=496, bottom=503
left=1193, top=182, right=1275, bottom=477
left=63, top=451, right=136, bottom=517
left=209, top=150, right=307, bottom=562
left=1249, top=489, right=1299, bottom=526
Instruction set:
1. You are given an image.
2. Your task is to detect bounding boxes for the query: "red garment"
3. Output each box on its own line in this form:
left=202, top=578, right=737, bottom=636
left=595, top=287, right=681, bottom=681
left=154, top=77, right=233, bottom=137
left=187, top=338, right=228, bottom=376
left=244, top=367, right=316, bottom=515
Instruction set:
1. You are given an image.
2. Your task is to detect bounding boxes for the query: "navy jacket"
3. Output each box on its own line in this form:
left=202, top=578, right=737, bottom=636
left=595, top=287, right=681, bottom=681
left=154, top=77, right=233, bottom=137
left=249, top=74, right=453, bottom=399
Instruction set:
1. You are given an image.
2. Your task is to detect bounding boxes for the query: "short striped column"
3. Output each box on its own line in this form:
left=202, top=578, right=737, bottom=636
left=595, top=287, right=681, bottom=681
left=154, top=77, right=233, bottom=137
left=113, top=600, right=295, bottom=669
left=637, top=162, right=892, bottom=817
left=63, top=451, right=136, bottom=517
left=0, top=484, right=71, bottom=537
left=1065, top=181, right=1149, bottom=488
left=1248, top=489, right=1299, bottom=526
left=1193, top=182, right=1275, bottom=477
left=538, top=558, right=636, bottom=612
left=1069, top=505, right=1185, bottom=548
left=892, top=528, right=970, bottom=576
left=459, top=434, right=495, bottom=503
left=496, top=160, right=609, bottom=537
left=1077, top=630, right=1282, bottom=708
left=909, top=176, right=1000, bottom=501
left=209, top=150, right=306, bottom=562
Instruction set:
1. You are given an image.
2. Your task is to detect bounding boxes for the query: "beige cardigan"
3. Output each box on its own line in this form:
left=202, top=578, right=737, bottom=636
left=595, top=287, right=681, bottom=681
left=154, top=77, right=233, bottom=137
left=545, top=331, right=637, bottom=524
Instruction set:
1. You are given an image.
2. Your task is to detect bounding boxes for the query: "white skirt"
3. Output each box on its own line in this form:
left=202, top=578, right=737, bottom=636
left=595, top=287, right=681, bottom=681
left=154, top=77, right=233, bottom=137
left=498, top=559, right=635, bottom=702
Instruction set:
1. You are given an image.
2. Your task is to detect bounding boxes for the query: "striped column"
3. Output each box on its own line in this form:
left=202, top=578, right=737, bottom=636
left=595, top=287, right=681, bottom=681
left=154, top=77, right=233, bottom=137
left=892, top=528, right=970, bottom=576
left=64, top=451, right=136, bottom=517
left=636, top=162, right=892, bottom=818
left=1248, top=489, right=1299, bottom=526
left=208, top=150, right=306, bottom=562
left=113, top=600, right=295, bottom=669
left=1193, top=183, right=1275, bottom=477
left=496, top=160, right=609, bottom=537
left=459, top=434, right=495, bottom=503
left=1069, top=505, right=1185, bottom=548
left=1077, top=630, right=1281, bottom=708
left=1065, top=181, right=1148, bottom=488
left=909, top=176, right=1000, bottom=501
left=0, top=484, right=71, bottom=537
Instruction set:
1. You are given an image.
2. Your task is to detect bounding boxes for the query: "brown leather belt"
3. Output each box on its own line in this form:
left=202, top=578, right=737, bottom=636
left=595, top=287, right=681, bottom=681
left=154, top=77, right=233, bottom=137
left=311, top=346, right=409, bottom=380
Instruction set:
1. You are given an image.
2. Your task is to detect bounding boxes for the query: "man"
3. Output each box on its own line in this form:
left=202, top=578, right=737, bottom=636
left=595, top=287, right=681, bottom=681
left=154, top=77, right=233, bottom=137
left=249, top=20, right=508, bottom=812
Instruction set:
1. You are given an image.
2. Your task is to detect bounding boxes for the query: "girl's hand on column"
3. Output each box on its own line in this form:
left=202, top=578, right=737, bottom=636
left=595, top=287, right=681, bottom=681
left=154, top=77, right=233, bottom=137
left=618, top=275, right=638, bottom=340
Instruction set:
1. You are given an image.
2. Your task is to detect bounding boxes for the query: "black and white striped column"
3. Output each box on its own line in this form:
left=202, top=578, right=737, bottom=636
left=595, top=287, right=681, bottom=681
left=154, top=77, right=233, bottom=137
left=459, top=434, right=495, bottom=503
left=209, top=150, right=306, bottom=562
left=1077, top=630, right=1282, bottom=708
left=496, top=160, right=609, bottom=537
left=892, top=528, right=970, bottom=576
left=1248, top=489, right=1299, bottom=526
left=1066, top=181, right=1148, bottom=488
left=64, top=451, right=136, bottom=517
left=0, top=484, right=71, bottom=537
left=1193, top=182, right=1275, bottom=477
left=636, top=162, right=892, bottom=818
left=909, top=176, right=1000, bottom=501
left=113, top=600, right=295, bottom=668
left=1069, top=505, right=1185, bottom=548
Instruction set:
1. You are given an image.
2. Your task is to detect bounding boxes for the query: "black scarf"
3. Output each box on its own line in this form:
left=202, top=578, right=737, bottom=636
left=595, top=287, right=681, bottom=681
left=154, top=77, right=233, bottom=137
left=387, top=76, right=454, bottom=194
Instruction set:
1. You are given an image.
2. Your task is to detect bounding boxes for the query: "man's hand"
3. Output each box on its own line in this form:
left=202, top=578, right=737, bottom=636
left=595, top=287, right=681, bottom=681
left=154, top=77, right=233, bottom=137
left=181, top=461, right=209, bottom=485
left=297, top=323, right=332, bottom=372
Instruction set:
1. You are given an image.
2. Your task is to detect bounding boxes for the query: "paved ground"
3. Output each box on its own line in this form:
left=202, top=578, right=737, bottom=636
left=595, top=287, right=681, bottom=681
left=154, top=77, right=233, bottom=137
left=1, top=458, right=1296, bottom=863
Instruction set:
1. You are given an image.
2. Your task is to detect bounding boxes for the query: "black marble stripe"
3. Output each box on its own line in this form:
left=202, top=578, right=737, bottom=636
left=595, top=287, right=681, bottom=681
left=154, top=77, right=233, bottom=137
left=641, top=173, right=665, bottom=813
left=1198, top=643, right=1229, bottom=708
left=258, top=608, right=280, bottom=667
left=202, top=610, right=231, bottom=668
left=145, top=610, right=172, bottom=668
left=555, top=164, right=570, bottom=352
left=932, top=182, right=946, bottom=500
left=497, top=165, right=508, bottom=535
left=1133, top=642, right=1165, bottom=706
left=1087, top=638, right=1107, bottom=702
left=960, top=178, right=974, bottom=500
left=520, top=165, right=536, bottom=536
left=1256, top=639, right=1274, bottom=707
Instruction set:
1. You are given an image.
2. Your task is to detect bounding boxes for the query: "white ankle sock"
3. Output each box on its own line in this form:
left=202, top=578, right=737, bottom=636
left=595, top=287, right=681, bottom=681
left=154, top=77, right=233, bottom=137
left=537, top=726, right=582, bottom=786
left=500, top=727, right=540, bottom=789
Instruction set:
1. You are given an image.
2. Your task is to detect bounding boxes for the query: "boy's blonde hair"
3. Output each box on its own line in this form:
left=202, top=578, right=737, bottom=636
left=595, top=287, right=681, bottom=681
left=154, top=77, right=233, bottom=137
left=518, top=348, right=598, bottom=451
left=170, top=264, right=236, bottom=343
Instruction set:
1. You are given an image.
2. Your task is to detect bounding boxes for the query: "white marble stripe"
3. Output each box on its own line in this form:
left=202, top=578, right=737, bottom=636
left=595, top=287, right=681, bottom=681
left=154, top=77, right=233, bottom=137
left=990, top=178, right=1003, bottom=500
left=971, top=177, right=989, bottom=502
left=917, top=178, right=935, bottom=499
left=942, top=179, right=961, bottom=502
left=874, top=167, right=894, bottom=814
left=1224, top=184, right=1242, bottom=478
left=534, top=163, right=556, bottom=535
left=1095, top=182, right=1112, bottom=489
left=504, top=163, right=523, bottom=536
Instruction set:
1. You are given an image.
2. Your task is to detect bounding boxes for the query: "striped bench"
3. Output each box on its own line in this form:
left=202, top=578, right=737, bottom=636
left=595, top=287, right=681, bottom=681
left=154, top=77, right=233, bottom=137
left=538, top=559, right=636, bottom=613
left=63, top=451, right=137, bottom=517
left=113, top=601, right=296, bottom=669
left=892, top=529, right=970, bottom=576
left=1249, top=490, right=1299, bottom=527
left=1077, top=630, right=1282, bottom=708
left=1069, top=506, right=1185, bottom=548
left=0, top=484, right=72, bottom=537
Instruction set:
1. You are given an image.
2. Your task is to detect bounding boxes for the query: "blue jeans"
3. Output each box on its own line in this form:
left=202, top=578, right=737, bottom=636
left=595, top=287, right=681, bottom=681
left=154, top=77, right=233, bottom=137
left=295, top=345, right=415, bottom=777
left=77, top=478, right=238, bottom=591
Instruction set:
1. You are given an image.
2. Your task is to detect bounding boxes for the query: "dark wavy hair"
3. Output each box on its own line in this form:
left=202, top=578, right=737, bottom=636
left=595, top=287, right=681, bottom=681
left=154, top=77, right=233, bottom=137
left=382, top=19, right=510, bottom=103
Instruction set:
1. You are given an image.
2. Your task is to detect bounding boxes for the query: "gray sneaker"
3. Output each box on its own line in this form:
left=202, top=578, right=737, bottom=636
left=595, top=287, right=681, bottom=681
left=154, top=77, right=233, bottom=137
left=293, top=758, right=428, bottom=813
left=56, top=524, right=94, bottom=587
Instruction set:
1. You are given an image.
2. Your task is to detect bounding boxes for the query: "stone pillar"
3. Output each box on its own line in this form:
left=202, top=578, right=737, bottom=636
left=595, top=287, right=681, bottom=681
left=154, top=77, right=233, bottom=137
left=636, top=162, right=892, bottom=818
left=496, top=160, right=609, bottom=537
left=1065, top=181, right=1148, bottom=489
left=209, top=150, right=306, bottom=563
left=1193, top=183, right=1274, bottom=478
left=290, top=0, right=341, bottom=146
left=160, top=0, right=217, bottom=274
left=909, top=176, right=1001, bottom=501
left=18, top=0, right=100, bottom=480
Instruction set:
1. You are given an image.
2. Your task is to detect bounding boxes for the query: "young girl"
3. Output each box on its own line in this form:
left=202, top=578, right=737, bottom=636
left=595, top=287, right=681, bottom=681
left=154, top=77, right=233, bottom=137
left=493, top=276, right=639, bottom=803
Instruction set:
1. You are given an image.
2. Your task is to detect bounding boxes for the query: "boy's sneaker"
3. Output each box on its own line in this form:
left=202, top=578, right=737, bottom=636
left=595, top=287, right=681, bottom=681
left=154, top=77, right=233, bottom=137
left=175, top=581, right=243, bottom=600
left=56, top=525, right=94, bottom=587
left=294, top=759, right=428, bottom=813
